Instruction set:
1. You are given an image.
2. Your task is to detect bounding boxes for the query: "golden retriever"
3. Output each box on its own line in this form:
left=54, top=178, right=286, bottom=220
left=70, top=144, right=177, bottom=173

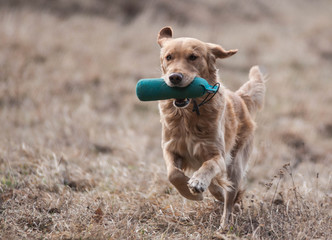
left=157, top=26, right=265, bottom=229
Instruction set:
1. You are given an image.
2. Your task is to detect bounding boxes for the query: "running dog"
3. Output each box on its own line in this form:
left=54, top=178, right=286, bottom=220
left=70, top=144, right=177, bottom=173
left=157, top=26, right=265, bottom=228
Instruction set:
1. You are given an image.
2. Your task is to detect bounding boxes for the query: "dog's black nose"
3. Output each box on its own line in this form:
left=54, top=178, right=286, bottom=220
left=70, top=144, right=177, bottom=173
left=169, top=73, right=183, bottom=85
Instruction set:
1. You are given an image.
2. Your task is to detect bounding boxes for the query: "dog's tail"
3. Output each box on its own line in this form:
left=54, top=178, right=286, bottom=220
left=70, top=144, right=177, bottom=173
left=236, top=66, right=266, bottom=116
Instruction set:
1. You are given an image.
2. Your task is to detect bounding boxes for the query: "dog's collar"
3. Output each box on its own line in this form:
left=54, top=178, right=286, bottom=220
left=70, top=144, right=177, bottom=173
left=192, top=82, right=220, bottom=116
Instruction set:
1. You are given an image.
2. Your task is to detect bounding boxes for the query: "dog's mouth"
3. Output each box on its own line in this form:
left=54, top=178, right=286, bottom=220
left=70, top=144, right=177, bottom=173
left=173, top=98, right=190, bottom=108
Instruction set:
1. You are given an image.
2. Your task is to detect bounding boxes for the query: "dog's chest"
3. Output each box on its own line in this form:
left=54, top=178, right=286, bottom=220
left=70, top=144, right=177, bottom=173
left=176, top=129, right=205, bottom=168
left=163, top=118, right=216, bottom=169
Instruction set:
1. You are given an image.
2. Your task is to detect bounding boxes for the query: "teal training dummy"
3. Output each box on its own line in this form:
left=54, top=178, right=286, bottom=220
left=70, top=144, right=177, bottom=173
left=136, top=77, right=219, bottom=101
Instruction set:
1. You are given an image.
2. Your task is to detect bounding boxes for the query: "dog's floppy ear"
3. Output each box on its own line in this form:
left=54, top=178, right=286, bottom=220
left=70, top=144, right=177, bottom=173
left=207, top=43, right=238, bottom=59
left=158, top=26, right=173, bottom=47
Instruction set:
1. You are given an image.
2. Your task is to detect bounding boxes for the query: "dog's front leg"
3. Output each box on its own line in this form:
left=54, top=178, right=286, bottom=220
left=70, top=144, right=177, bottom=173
left=188, top=155, right=227, bottom=195
left=164, top=150, right=203, bottom=201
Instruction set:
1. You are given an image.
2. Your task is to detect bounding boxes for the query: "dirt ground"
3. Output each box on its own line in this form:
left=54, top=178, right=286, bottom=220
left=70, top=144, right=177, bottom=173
left=0, top=0, right=331, bottom=239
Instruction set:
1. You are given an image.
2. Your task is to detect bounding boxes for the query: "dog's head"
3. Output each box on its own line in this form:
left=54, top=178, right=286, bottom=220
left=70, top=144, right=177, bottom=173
left=157, top=26, right=238, bottom=89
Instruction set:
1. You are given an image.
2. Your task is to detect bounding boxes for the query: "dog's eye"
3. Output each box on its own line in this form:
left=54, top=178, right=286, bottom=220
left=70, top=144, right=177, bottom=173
left=166, top=54, right=172, bottom=61
left=188, top=54, right=198, bottom=61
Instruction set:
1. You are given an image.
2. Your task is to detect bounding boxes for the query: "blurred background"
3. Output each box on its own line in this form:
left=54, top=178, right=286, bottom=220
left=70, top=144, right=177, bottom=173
left=0, top=0, right=331, bottom=239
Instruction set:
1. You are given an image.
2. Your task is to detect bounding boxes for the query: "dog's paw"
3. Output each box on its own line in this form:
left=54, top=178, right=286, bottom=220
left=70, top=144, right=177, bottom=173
left=188, top=177, right=208, bottom=195
left=234, top=203, right=242, bottom=214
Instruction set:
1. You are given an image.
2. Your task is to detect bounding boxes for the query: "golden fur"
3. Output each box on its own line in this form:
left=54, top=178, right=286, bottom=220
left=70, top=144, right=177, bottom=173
left=157, top=26, right=265, bottom=228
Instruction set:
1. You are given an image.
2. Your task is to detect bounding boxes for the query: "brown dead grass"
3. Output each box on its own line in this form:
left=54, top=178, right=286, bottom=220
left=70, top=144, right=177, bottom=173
left=0, top=0, right=331, bottom=239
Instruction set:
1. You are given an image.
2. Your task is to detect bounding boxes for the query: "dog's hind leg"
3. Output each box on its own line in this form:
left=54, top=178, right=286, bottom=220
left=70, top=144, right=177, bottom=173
left=220, top=136, right=253, bottom=229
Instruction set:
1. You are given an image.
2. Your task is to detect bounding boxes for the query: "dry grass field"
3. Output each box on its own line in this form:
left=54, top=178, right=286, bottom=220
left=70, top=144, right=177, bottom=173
left=0, top=0, right=331, bottom=239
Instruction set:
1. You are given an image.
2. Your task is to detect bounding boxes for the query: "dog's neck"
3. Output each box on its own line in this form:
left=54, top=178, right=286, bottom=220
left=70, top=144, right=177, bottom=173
left=206, top=60, right=219, bottom=84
